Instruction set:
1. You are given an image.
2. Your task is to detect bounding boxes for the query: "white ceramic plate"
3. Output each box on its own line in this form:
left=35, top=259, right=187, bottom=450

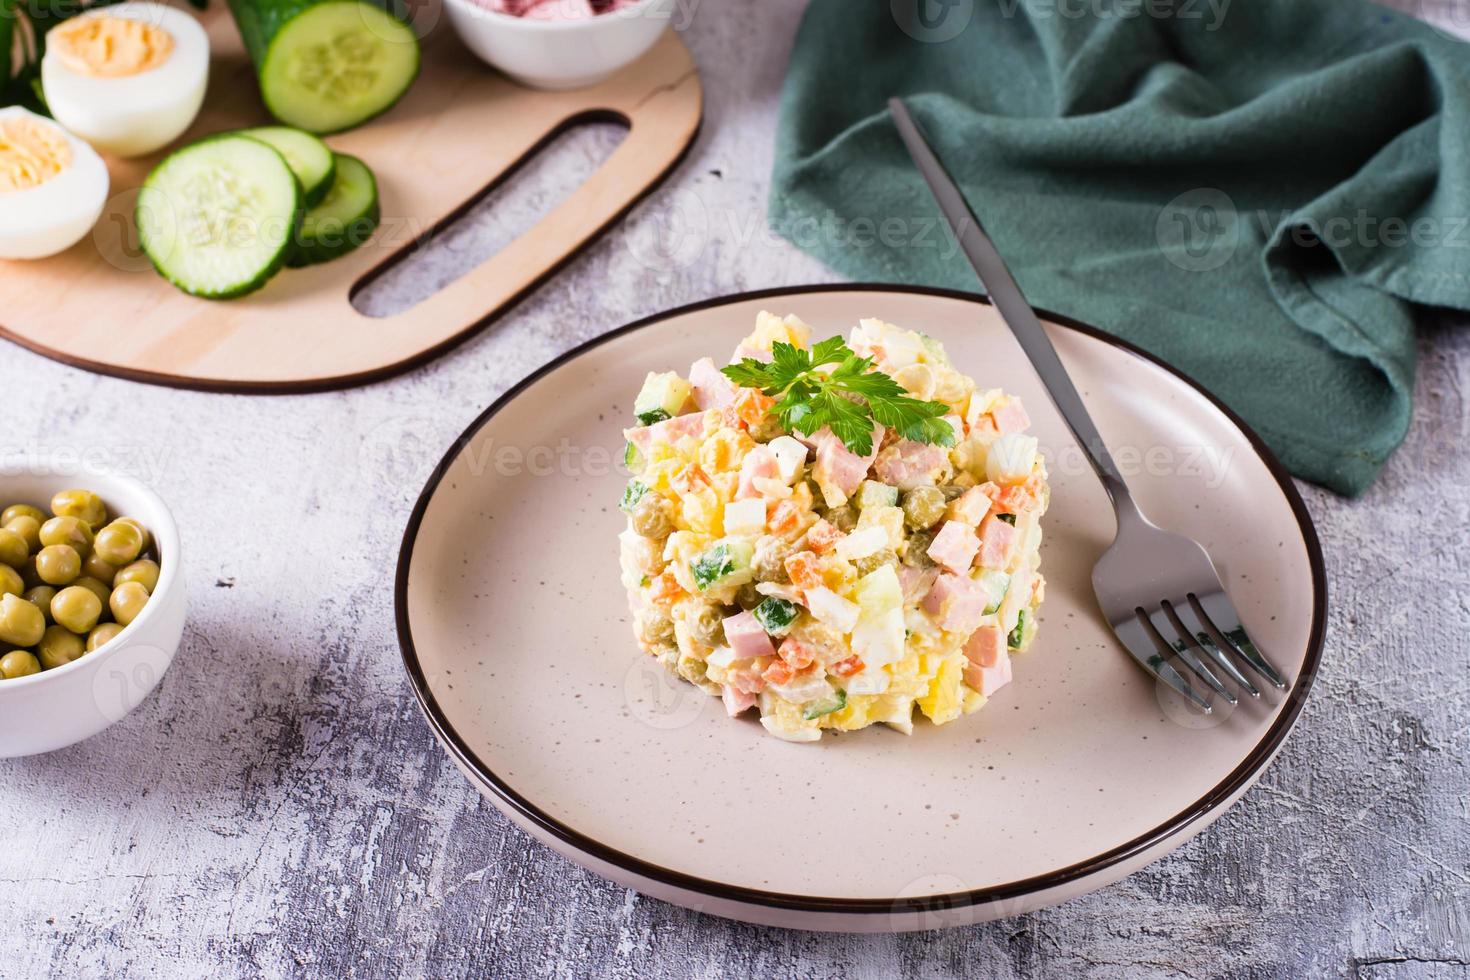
left=395, top=286, right=1325, bottom=932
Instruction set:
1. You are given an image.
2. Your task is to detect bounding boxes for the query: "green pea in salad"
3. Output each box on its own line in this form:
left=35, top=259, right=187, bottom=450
left=0, top=490, right=160, bottom=679
left=619, top=314, right=1049, bottom=742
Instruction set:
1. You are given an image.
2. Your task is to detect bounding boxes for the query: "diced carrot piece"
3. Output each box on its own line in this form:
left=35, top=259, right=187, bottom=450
left=648, top=571, right=684, bottom=605
left=732, top=388, right=775, bottom=428
left=670, top=464, right=710, bottom=494
left=768, top=500, right=804, bottom=536
left=762, top=659, right=795, bottom=686
left=784, top=551, right=824, bottom=591
left=778, top=637, right=815, bottom=670
left=805, top=518, right=842, bottom=554
left=831, top=655, right=865, bottom=678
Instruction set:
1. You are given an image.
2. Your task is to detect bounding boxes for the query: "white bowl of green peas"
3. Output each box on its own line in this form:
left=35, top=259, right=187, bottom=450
left=0, top=458, right=184, bottom=757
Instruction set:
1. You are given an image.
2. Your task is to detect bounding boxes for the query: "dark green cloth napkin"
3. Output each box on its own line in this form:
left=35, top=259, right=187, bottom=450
left=770, top=0, right=1470, bottom=495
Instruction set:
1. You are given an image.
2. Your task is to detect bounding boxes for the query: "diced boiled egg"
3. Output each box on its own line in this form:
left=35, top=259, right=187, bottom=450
left=844, top=667, right=891, bottom=696
left=759, top=716, right=821, bottom=742
left=43, top=3, right=209, bottom=158
left=835, top=525, right=888, bottom=562
left=722, top=498, right=766, bottom=537
left=767, top=435, right=808, bottom=485
left=0, top=108, right=109, bottom=260
left=768, top=671, right=837, bottom=705
left=851, top=607, right=905, bottom=668
left=803, top=587, right=860, bottom=633
left=986, top=433, right=1039, bottom=485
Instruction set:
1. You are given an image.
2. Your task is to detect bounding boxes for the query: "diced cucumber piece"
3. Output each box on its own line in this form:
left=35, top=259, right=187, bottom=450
left=241, top=126, right=336, bottom=206
left=1008, top=609, right=1027, bottom=649
left=855, top=480, right=899, bottom=509
left=230, top=0, right=422, bottom=134
left=633, top=372, right=691, bottom=426
left=690, top=539, right=754, bottom=592
left=977, top=570, right=1010, bottom=616
left=624, top=441, right=644, bottom=473
left=620, top=480, right=648, bottom=513
left=996, top=513, right=1017, bottom=525
left=803, top=687, right=847, bottom=720
left=287, top=153, right=379, bottom=267
left=136, top=135, right=302, bottom=300
left=752, top=596, right=798, bottom=636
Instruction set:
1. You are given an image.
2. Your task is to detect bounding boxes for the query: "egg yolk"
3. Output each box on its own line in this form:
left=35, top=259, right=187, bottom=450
left=49, top=16, right=174, bottom=78
left=0, top=117, right=73, bottom=194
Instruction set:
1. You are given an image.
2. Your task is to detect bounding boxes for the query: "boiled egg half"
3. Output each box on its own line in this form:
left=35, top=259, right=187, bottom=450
left=42, top=2, right=210, bottom=158
left=0, top=107, right=109, bottom=260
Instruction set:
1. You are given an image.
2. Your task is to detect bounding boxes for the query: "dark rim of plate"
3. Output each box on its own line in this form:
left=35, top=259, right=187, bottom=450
left=393, top=283, right=1328, bottom=918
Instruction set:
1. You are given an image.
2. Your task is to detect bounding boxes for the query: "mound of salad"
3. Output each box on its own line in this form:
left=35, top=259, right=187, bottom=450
left=619, top=314, right=1049, bottom=742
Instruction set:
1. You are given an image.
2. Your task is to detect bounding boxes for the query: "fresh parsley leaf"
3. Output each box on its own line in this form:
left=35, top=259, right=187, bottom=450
left=719, top=336, right=958, bottom=456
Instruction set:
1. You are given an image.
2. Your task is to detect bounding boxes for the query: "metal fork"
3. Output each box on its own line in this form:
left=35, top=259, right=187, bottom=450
left=889, top=98, right=1286, bottom=711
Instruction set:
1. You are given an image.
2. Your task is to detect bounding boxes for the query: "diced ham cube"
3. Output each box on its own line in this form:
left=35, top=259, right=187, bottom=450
left=963, top=625, right=1005, bottom=668
left=921, top=573, right=987, bottom=635
left=926, top=520, right=980, bottom=573
left=736, top=445, right=779, bottom=500
left=722, top=610, right=776, bottom=660
left=963, top=650, right=1012, bottom=696
left=872, top=439, right=949, bottom=491
left=978, top=514, right=1018, bottom=570
left=945, top=487, right=990, bottom=526
left=991, top=399, right=1031, bottom=434
left=810, top=425, right=882, bottom=505
left=689, top=357, right=737, bottom=410
left=729, top=667, right=765, bottom=695
left=722, top=684, right=758, bottom=717
left=623, top=411, right=707, bottom=455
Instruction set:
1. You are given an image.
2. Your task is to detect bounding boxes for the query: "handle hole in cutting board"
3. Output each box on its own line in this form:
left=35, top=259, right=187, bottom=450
left=350, top=113, right=629, bottom=318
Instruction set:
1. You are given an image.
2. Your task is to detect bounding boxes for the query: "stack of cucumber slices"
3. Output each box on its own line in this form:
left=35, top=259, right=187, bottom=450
left=136, top=127, right=381, bottom=299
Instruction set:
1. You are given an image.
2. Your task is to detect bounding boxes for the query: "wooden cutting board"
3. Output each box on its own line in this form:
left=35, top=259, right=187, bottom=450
left=0, top=5, right=702, bottom=391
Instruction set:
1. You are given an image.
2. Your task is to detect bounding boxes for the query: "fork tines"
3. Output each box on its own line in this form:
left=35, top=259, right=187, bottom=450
left=1125, top=592, right=1287, bottom=712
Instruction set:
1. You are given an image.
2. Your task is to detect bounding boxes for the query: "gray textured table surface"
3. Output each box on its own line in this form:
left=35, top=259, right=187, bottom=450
left=4, top=2, right=1469, bottom=977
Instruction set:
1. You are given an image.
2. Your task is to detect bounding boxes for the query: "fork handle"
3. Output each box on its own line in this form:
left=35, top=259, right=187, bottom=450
left=888, top=99, right=1143, bottom=521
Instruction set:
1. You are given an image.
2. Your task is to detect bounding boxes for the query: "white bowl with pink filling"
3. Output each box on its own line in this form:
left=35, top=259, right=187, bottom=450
left=442, top=0, right=676, bottom=90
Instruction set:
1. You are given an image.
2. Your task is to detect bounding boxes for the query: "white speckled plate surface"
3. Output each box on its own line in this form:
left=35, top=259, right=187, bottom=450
left=395, top=286, right=1325, bottom=932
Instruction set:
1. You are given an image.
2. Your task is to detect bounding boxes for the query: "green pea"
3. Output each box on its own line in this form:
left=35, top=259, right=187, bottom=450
left=71, top=577, right=111, bottom=608
left=109, top=582, right=150, bottom=627
left=94, top=521, right=143, bottom=567
left=4, top=515, right=41, bottom=552
left=0, top=528, right=27, bottom=569
left=50, top=490, right=107, bottom=531
left=0, top=564, right=22, bottom=598
left=23, top=586, right=57, bottom=625
left=0, top=504, right=45, bottom=526
left=82, top=552, right=117, bottom=587
left=0, top=593, right=45, bottom=647
left=115, top=517, right=152, bottom=556
left=114, top=559, right=159, bottom=594
left=36, top=545, right=81, bottom=586
left=39, top=516, right=92, bottom=558
left=37, top=625, right=85, bottom=670
left=52, top=585, right=103, bottom=634
left=86, top=622, right=125, bottom=652
left=0, top=649, right=41, bottom=679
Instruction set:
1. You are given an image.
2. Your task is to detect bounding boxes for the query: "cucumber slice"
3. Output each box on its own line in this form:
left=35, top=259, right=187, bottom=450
left=241, top=126, right=336, bottom=206
left=287, top=153, right=380, bottom=267
left=136, top=135, right=302, bottom=300
left=229, top=0, right=421, bottom=134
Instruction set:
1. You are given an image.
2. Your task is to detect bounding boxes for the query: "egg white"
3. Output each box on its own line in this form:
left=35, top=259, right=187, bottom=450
left=42, top=2, right=210, bottom=158
left=0, top=107, right=110, bottom=260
